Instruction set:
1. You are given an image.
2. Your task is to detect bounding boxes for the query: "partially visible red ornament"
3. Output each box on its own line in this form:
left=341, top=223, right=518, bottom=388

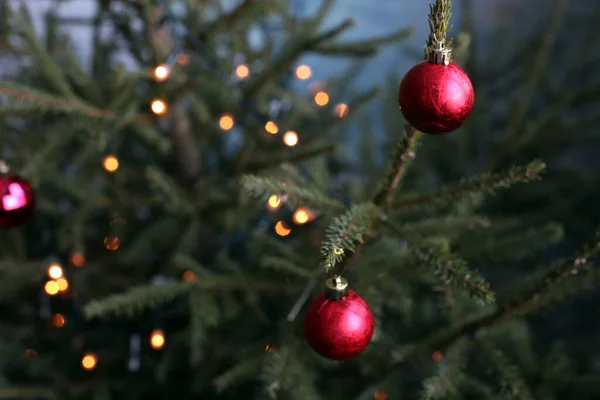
left=303, top=276, right=374, bottom=360
left=398, top=42, right=474, bottom=134
left=0, top=166, right=35, bottom=229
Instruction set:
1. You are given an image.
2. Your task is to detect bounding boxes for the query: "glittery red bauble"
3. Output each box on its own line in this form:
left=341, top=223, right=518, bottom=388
left=0, top=173, right=35, bottom=228
left=398, top=61, right=474, bottom=134
left=303, top=290, right=375, bottom=360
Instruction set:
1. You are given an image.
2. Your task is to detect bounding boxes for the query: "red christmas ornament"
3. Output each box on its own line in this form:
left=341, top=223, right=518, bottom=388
left=304, top=276, right=374, bottom=360
left=398, top=42, right=474, bottom=134
left=0, top=169, right=35, bottom=228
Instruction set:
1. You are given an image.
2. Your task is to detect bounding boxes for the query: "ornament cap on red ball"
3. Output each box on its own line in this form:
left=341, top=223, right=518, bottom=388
left=0, top=162, right=36, bottom=229
left=398, top=42, right=474, bottom=135
left=303, top=276, right=375, bottom=361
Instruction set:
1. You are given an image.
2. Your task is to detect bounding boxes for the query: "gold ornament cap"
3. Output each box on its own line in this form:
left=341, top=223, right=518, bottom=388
left=425, top=41, right=452, bottom=65
left=324, top=276, right=349, bottom=301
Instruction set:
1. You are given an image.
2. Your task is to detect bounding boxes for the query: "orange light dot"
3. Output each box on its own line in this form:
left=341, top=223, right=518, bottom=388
left=51, top=313, right=65, bottom=328
left=314, top=91, right=329, bottom=106
left=150, top=329, right=165, bottom=350
left=267, top=195, right=281, bottom=211
left=334, top=103, right=349, bottom=118
left=48, top=264, right=63, bottom=279
left=153, top=64, right=170, bottom=81
left=56, top=278, right=69, bottom=292
left=374, top=390, right=388, bottom=400
left=283, top=131, right=298, bottom=147
left=102, top=155, right=119, bottom=172
left=151, top=99, right=167, bottom=115
left=265, top=121, right=279, bottom=134
left=219, top=114, right=234, bottom=131
left=292, top=207, right=312, bottom=225
left=70, top=251, right=85, bottom=267
left=235, top=64, right=249, bottom=79
left=25, top=349, right=37, bottom=358
left=295, top=65, right=312, bottom=80
left=104, top=236, right=120, bottom=251
left=432, top=351, right=443, bottom=363
left=176, top=53, right=189, bottom=65
left=44, top=281, right=59, bottom=296
left=274, top=221, right=291, bottom=237
left=183, top=270, right=197, bottom=282
left=81, top=353, right=97, bottom=370
left=265, top=343, right=276, bottom=353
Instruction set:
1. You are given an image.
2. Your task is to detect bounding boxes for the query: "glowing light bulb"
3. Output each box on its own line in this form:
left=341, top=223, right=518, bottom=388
left=295, top=65, right=312, bottom=80
left=44, top=281, right=59, bottom=296
left=56, top=277, right=69, bottom=292
left=153, top=65, right=170, bottom=81
left=274, top=221, right=291, bottom=237
left=70, top=251, right=85, bottom=267
left=151, top=99, right=167, bottom=115
left=334, top=103, right=349, bottom=118
left=283, top=131, right=298, bottom=147
left=265, top=121, right=279, bottom=134
left=182, top=270, right=196, bottom=282
left=150, top=329, right=166, bottom=350
left=51, top=313, right=65, bottom=328
left=81, top=353, right=97, bottom=370
left=235, top=64, right=249, bottom=79
left=314, top=91, right=329, bottom=106
left=292, top=207, right=313, bottom=225
left=267, top=195, right=281, bottom=211
left=104, top=236, right=120, bottom=251
left=103, top=155, right=119, bottom=172
left=176, top=53, right=189, bottom=65
left=219, top=114, right=234, bottom=131
left=47, top=263, right=63, bottom=279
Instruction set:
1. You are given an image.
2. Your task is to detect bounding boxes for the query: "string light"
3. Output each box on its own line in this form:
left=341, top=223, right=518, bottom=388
left=104, top=236, right=120, bottom=251
left=295, top=64, right=312, bottom=80
left=153, top=64, right=170, bottom=81
left=274, top=221, right=291, bottom=236
left=265, top=343, right=276, bottom=353
left=374, top=390, right=388, bottom=400
left=44, top=281, right=59, bottom=296
left=334, top=103, right=349, bottom=118
left=150, top=329, right=166, bottom=350
left=151, top=99, right=167, bottom=115
left=56, top=278, right=69, bottom=292
left=51, top=313, right=65, bottom=328
left=282, top=131, right=298, bottom=147
left=47, top=263, right=63, bottom=279
left=314, top=91, right=329, bottom=106
left=432, top=351, right=443, bottom=363
left=267, top=195, right=282, bottom=211
left=265, top=121, right=279, bottom=134
left=219, top=113, right=234, bottom=131
left=81, top=353, right=97, bottom=370
left=102, top=155, right=119, bottom=172
left=176, top=53, right=189, bottom=65
left=70, top=251, right=85, bottom=267
left=235, top=64, right=249, bottom=79
left=292, top=207, right=313, bottom=225
left=182, top=270, right=197, bottom=282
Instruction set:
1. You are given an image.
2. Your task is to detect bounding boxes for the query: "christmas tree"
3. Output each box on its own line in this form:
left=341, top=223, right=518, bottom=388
left=1, top=0, right=600, bottom=398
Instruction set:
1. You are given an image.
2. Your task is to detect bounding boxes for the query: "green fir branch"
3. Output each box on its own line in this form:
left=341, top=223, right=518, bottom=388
left=189, top=287, right=220, bottom=365
left=314, top=27, right=414, bottom=57
left=245, top=144, right=336, bottom=173
left=146, top=166, right=195, bottom=214
left=421, top=339, right=470, bottom=399
left=396, top=216, right=491, bottom=237
left=260, top=256, right=313, bottom=278
left=427, top=0, right=453, bottom=47
left=321, top=203, right=379, bottom=270
left=390, top=160, right=546, bottom=211
left=477, top=340, right=534, bottom=400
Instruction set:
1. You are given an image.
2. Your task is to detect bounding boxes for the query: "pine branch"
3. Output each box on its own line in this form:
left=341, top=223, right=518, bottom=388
left=421, top=339, right=469, bottom=399
left=240, top=174, right=344, bottom=211
left=314, top=27, right=414, bottom=57
left=427, top=0, right=453, bottom=47
left=196, top=0, right=257, bottom=41
left=390, top=160, right=546, bottom=211
left=245, top=144, right=336, bottom=173
left=146, top=166, right=195, bottom=214
left=321, top=203, right=379, bottom=270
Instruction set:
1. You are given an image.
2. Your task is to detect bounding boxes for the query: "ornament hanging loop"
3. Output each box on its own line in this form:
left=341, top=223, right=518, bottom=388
left=425, top=41, right=452, bottom=65
left=324, top=275, right=349, bottom=301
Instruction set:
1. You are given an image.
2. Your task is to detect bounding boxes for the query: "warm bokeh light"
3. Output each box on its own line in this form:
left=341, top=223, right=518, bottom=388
left=153, top=64, right=170, bottom=81
left=314, top=91, right=329, bottom=106
left=334, top=103, right=349, bottom=118
left=150, top=329, right=165, bottom=350
left=265, top=343, right=276, bottom=353
left=182, top=270, right=197, bottom=282
left=102, top=155, right=119, bottom=172
left=282, top=131, right=298, bottom=147
left=44, top=281, right=59, bottom=296
left=81, top=353, right=97, bottom=370
left=70, top=251, right=85, bottom=267
left=151, top=99, right=167, bottom=115
left=295, top=64, right=312, bottom=80
left=25, top=349, right=38, bottom=358
left=48, top=263, right=63, bottom=279
left=267, top=195, right=281, bottom=211
left=176, top=53, right=189, bottom=65
left=235, top=64, right=249, bottom=79
left=292, top=207, right=313, bottom=225
left=265, top=121, right=279, bottom=134
left=104, top=236, right=120, bottom=251
left=219, top=114, right=234, bottom=131
left=56, top=278, right=69, bottom=292
left=51, top=313, right=65, bottom=328
left=432, top=351, right=443, bottom=363
left=274, top=221, right=291, bottom=237
left=374, top=390, right=388, bottom=400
